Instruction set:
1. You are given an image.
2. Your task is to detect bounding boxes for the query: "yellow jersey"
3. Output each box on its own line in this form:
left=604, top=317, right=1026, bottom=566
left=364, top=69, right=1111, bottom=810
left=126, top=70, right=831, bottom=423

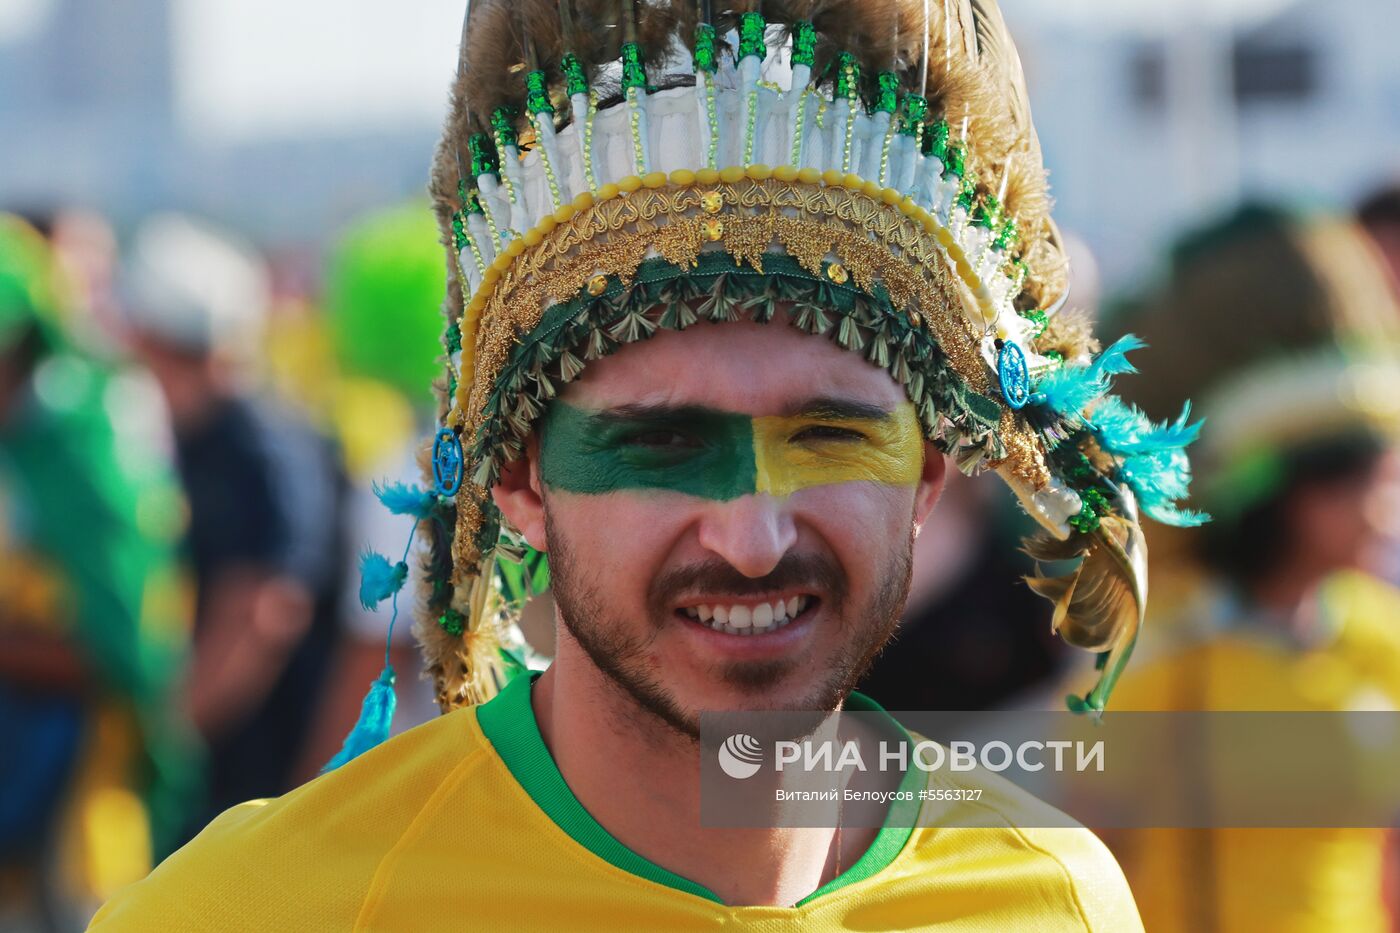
left=90, top=673, right=1140, bottom=931
left=1109, top=570, right=1400, bottom=933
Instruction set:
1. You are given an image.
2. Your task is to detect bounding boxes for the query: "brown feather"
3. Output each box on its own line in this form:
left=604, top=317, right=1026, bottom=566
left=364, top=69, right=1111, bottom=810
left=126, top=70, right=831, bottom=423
left=1035, top=305, right=1100, bottom=364
left=569, top=0, right=626, bottom=65
left=521, top=0, right=566, bottom=70
left=459, top=0, right=528, bottom=120
left=639, top=0, right=699, bottom=71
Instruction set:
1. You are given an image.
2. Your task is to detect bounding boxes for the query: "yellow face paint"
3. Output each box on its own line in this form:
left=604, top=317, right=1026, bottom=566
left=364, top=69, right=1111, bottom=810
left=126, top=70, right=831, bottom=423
left=752, top=401, right=925, bottom=496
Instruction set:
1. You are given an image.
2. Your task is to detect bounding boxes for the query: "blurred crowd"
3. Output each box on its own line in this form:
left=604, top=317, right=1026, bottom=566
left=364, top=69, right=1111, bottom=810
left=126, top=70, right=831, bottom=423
left=4, top=161, right=1400, bottom=933
left=0, top=202, right=446, bottom=930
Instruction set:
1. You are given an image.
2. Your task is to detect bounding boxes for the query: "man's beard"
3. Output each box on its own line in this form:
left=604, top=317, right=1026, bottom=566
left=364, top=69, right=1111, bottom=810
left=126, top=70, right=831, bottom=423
left=542, top=502, right=914, bottom=740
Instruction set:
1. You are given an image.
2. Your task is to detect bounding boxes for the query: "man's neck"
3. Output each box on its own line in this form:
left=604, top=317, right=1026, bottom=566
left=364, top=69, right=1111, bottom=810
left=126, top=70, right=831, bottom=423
left=530, top=657, right=879, bottom=907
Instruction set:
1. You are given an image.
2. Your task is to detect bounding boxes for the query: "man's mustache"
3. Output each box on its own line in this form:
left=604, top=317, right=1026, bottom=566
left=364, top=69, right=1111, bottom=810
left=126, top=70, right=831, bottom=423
left=647, top=552, right=848, bottom=613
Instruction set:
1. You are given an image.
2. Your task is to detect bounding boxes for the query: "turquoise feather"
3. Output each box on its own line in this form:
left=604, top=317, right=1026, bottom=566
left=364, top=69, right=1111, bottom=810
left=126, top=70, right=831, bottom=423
left=358, top=550, right=408, bottom=610
left=1090, top=397, right=1209, bottom=528
left=1122, top=449, right=1209, bottom=527
left=373, top=481, right=436, bottom=519
left=1035, top=335, right=1145, bottom=420
left=1092, top=397, right=1201, bottom=455
left=321, top=666, right=397, bottom=772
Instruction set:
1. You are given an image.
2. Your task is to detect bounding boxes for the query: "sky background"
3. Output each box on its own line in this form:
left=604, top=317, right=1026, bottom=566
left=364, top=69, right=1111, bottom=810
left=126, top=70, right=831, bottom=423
left=1, top=0, right=1308, bottom=142
left=169, top=0, right=465, bottom=141
left=3, top=0, right=1397, bottom=293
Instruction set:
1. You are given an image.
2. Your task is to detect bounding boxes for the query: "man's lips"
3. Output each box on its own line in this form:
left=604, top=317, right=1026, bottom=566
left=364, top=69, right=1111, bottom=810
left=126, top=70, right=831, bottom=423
left=673, top=592, right=818, bottom=637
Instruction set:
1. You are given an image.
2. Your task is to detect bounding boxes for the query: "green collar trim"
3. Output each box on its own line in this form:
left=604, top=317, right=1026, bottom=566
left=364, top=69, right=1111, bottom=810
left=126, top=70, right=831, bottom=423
left=476, top=671, right=921, bottom=907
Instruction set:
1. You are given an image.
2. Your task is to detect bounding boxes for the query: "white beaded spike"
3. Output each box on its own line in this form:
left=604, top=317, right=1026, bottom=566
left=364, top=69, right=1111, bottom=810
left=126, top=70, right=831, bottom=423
left=531, top=110, right=569, bottom=206
left=932, top=167, right=959, bottom=226
left=861, top=110, right=889, bottom=181
left=785, top=47, right=812, bottom=167
left=624, top=84, right=651, bottom=176
left=556, top=0, right=592, bottom=189
left=474, top=174, right=511, bottom=245
left=568, top=92, right=590, bottom=172
left=892, top=133, right=917, bottom=194
left=735, top=18, right=764, bottom=165
left=858, top=110, right=880, bottom=176
left=797, top=93, right=825, bottom=170
left=493, top=131, right=530, bottom=234
left=914, top=145, right=942, bottom=206
left=690, top=18, right=721, bottom=169
left=831, top=97, right=853, bottom=173
left=620, top=10, right=652, bottom=178
left=459, top=238, right=487, bottom=295
left=750, top=85, right=782, bottom=166
left=466, top=213, right=496, bottom=266
left=695, top=71, right=717, bottom=169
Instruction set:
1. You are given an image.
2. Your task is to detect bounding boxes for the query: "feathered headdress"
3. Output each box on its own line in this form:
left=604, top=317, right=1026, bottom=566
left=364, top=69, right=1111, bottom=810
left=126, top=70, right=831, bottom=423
left=333, top=0, right=1205, bottom=765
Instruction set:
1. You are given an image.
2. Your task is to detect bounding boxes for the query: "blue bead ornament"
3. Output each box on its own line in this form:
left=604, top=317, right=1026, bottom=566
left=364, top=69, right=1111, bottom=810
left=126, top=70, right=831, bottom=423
left=997, top=340, right=1031, bottom=410
left=433, top=428, right=465, bottom=496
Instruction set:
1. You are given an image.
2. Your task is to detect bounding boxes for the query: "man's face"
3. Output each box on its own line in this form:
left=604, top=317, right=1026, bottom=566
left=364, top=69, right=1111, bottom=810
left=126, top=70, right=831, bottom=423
left=495, top=316, right=945, bottom=737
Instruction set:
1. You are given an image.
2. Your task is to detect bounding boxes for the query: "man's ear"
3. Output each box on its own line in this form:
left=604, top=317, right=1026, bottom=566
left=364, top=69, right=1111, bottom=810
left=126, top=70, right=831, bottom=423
left=491, top=435, right=549, bottom=551
left=912, top=440, right=947, bottom=534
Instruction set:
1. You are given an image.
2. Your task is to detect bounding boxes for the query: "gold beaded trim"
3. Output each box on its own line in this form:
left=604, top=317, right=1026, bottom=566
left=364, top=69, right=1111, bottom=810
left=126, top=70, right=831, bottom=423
left=457, top=206, right=989, bottom=445
left=453, top=170, right=1008, bottom=425
left=452, top=165, right=1012, bottom=415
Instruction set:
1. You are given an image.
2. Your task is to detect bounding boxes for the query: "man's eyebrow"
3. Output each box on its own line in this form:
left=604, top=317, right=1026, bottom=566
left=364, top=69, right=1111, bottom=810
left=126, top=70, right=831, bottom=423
left=588, top=402, right=716, bottom=422
left=782, top=397, right=893, bottom=420
left=587, top=399, right=893, bottom=421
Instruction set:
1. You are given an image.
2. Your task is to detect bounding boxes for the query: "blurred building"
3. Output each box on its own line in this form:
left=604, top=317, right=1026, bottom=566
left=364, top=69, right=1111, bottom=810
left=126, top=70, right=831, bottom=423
left=1001, top=0, right=1400, bottom=291
left=4, top=0, right=1400, bottom=288
left=0, top=0, right=179, bottom=217
left=0, top=0, right=440, bottom=245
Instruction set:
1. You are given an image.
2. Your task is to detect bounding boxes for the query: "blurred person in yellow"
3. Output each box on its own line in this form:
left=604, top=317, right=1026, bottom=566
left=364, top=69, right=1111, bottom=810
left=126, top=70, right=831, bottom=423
left=1106, top=205, right=1400, bottom=932
left=86, top=2, right=1218, bottom=929
left=0, top=213, right=199, bottom=930
left=121, top=215, right=350, bottom=843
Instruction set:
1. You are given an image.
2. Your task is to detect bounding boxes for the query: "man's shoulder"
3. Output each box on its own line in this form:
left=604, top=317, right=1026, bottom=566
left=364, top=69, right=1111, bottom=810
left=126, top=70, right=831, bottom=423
left=87, top=707, right=492, bottom=931
left=898, top=759, right=1142, bottom=932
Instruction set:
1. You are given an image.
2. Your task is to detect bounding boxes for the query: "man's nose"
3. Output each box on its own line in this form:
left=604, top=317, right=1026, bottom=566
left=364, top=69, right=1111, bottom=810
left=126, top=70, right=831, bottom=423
left=694, top=493, right=798, bottom=579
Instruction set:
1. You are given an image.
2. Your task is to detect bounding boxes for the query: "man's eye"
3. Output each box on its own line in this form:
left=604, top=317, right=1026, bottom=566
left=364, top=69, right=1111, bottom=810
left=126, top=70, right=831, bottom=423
left=792, top=425, right=866, bottom=443
left=622, top=429, right=701, bottom=448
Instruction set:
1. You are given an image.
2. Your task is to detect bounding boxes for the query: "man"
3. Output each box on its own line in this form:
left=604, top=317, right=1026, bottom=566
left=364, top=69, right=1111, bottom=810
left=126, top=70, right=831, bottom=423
left=1108, top=206, right=1400, bottom=932
left=91, top=2, right=1202, bottom=928
left=124, top=214, right=348, bottom=838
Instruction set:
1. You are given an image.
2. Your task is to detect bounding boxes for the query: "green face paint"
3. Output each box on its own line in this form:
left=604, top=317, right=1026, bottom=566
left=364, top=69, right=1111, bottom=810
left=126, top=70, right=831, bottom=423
left=538, top=399, right=924, bottom=499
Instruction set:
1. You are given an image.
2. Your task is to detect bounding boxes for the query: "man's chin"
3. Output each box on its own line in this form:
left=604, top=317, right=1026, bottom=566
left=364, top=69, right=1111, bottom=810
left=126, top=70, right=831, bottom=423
left=680, top=664, right=852, bottom=715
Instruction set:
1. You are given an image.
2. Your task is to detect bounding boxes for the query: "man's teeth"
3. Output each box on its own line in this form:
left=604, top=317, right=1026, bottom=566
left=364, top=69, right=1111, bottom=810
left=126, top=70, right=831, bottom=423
left=682, top=596, right=811, bottom=635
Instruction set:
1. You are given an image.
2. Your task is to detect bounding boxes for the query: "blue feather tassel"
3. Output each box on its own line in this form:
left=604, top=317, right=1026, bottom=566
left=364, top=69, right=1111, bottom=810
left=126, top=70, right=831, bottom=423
left=321, top=666, right=397, bottom=772
left=327, top=493, right=422, bottom=773
left=373, top=481, right=436, bottom=519
left=358, top=550, right=408, bottom=610
left=1089, top=397, right=1210, bottom=528
left=1092, top=397, right=1202, bottom=455
left=1035, top=335, right=1146, bottom=420
left=1123, top=449, right=1210, bottom=527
